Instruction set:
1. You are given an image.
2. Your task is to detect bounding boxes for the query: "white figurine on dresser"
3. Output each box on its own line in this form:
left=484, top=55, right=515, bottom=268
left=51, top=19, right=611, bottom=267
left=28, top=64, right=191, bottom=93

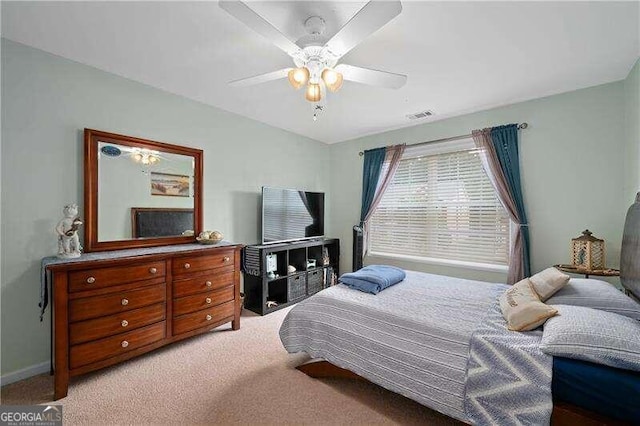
left=55, top=203, right=83, bottom=258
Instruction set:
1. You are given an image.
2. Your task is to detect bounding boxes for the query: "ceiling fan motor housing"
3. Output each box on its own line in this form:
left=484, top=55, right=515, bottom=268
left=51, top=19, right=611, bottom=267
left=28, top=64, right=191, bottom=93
left=305, top=16, right=326, bottom=35
left=293, top=46, right=338, bottom=83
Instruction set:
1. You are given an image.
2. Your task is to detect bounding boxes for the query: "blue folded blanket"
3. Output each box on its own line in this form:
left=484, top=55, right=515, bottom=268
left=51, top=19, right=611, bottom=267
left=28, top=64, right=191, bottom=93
left=339, top=265, right=406, bottom=294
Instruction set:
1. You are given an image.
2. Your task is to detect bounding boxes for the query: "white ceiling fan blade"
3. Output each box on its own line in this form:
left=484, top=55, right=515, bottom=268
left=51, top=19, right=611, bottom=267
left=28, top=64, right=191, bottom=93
left=336, top=64, right=407, bottom=89
left=325, top=1, right=402, bottom=59
left=228, top=68, right=292, bottom=87
left=219, top=1, right=301, bottom=57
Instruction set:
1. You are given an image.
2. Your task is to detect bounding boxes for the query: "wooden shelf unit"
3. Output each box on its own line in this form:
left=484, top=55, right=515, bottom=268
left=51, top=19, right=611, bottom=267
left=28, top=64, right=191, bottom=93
left=243, top=238, right=339, bottom=315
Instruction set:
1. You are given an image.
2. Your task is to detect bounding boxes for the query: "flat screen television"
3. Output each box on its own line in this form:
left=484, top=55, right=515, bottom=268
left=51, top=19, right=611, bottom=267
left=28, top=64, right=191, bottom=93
left=262, top=187, right=325, bottom=244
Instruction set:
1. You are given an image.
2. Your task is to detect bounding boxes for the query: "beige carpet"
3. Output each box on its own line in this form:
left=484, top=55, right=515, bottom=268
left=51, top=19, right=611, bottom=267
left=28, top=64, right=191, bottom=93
left=1, top=307, right=461, bottom=425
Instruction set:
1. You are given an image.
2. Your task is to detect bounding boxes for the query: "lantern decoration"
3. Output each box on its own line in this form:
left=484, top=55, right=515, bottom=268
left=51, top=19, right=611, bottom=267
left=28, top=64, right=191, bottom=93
left=571, top=229, right=605, bottom=270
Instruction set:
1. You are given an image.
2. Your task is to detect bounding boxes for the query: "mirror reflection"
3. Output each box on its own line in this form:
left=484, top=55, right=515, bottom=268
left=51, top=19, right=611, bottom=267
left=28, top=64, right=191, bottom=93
left=97, top=141, right=195, bottom=241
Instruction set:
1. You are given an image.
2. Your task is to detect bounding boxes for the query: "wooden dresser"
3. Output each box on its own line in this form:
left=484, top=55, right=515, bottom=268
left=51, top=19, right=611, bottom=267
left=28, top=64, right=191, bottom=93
left=45, top=243, right=242, bottom=400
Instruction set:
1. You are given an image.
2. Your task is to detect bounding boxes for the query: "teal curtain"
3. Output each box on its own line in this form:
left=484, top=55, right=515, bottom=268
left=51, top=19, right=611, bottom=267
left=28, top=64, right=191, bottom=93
left=490, top=124, right=531, bottom=277
left=360, top=147, right=386, bottom=223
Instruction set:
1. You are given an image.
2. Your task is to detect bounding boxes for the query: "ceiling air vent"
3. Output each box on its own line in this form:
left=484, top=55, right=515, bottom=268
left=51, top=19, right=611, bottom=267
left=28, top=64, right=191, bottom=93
left=406, top=110, right=434, bottom=120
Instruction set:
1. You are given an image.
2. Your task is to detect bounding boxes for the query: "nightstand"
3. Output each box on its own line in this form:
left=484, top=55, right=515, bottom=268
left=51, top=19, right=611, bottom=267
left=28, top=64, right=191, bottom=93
left=554, top=264, right=620, bottom=279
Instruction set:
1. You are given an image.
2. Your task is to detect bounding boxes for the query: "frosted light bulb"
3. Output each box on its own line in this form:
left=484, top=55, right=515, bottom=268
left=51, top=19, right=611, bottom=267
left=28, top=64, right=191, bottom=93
left=294, top=69, right=306, bottom=82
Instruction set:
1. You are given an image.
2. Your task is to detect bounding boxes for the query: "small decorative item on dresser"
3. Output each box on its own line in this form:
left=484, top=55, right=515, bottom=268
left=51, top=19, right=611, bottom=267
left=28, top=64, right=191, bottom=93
left=55, top=203, right=83, bottom=259
left=571, top=229, right=605, bottom=270
left=196, top=230, right=224, bottom=244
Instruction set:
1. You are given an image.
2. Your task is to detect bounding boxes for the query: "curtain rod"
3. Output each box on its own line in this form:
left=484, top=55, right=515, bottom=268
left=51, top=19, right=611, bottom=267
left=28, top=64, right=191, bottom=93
left=358, top=122, right=528, bottom=156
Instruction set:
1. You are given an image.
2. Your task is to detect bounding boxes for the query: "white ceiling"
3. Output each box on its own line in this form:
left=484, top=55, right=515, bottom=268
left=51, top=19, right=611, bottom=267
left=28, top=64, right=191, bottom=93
left=2, top=1, right=639, bottom=144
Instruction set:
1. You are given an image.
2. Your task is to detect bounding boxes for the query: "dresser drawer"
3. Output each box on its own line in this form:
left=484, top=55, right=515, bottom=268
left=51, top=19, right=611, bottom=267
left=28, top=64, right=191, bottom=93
left=173, top=286, right=234, bottom=317
left=69, top=261, right=166, bottom=292
left=69, top=284, right=166, bottom=322
left=70, top=322, right=166, bottom=369
left=173, top=270, right=234, bottom=298
left=69, top=303, right=165, bottom=345
left=172, top=250, right=234, bottom=276
left=173, top=301, right=235, bottom=335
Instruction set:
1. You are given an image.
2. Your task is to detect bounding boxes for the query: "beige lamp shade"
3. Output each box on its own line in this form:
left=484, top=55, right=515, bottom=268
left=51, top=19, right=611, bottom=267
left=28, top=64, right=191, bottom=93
left=287, top=67, right=309, bottom=90
left=321, top=68, right=344, bottom=92
left=571, top=229, right=605, bottom=270
left=305, top=83, right=322, bottom=102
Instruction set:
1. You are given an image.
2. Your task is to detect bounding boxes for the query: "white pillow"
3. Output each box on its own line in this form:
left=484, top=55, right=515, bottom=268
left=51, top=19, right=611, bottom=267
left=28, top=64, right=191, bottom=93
left=546, top=278, right=640, bottom=320
left=529, top=267, right=570, bottom=301
left=499, top=278, right=558, bottom=331
left=541, top=305, right=640, bottom=372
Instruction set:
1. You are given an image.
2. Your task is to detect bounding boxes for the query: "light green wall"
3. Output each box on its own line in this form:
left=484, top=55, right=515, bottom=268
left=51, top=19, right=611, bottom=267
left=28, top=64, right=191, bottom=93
left=330, top=81, right=628, bottom=284
left=2, top=37, right=638, bottom=380
left=0, top=39, right=329, bottom=375
left=624, top=58, right=640, bottom=204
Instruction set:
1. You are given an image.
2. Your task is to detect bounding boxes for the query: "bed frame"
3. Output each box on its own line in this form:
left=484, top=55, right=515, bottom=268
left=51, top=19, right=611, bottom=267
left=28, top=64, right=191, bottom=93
left=296, top=360, right=625, bottom=425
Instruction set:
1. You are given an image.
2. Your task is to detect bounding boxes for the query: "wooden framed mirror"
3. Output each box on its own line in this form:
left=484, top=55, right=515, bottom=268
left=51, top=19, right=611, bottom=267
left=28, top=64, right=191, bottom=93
left=84, top=129, right=203, bottom=252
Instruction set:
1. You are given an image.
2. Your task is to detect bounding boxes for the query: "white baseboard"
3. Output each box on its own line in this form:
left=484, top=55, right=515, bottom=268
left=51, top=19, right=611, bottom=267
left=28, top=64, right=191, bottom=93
left=0, top=361, right=50, bottom=387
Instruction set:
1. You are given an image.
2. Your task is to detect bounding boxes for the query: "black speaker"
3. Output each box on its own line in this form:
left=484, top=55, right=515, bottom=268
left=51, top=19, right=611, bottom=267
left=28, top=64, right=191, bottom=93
left=352, top=225, right=363, bottom=271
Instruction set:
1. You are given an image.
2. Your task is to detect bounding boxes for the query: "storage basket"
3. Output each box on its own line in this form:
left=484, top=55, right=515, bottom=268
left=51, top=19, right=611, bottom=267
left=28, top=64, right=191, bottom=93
left=287, top=273, right=306, bottom=302
left=307, top=269, right=323, bottom=295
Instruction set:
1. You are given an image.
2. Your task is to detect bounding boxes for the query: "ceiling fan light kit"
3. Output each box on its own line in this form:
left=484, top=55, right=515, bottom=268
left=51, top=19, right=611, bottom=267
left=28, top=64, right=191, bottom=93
left=220, top=0, right=407, bottom=106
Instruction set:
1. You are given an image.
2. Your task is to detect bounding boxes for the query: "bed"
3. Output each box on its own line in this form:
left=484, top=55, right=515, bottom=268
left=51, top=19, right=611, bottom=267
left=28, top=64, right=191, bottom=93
left=280, top=196, right=640, bottom=425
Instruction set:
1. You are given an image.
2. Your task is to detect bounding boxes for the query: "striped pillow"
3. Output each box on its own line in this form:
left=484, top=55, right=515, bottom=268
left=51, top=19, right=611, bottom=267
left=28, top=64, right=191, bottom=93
left=541, top=305, right=640, bottom=372
left=546, top=278, right=640, bottom=320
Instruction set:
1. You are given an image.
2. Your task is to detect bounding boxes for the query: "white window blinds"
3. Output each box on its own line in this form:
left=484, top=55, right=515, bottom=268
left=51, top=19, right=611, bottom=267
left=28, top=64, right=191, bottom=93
left=368, top=141, right=510, bottom=267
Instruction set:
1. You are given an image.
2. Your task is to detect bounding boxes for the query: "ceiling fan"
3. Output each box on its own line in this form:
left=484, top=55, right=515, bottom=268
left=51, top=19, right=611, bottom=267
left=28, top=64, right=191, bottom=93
left=219, top=1, right=407, bottom=104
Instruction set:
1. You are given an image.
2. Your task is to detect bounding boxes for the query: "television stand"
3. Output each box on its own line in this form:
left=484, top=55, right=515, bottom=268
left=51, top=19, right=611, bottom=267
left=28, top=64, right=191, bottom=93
left=242, top=238, right=340, bottom=315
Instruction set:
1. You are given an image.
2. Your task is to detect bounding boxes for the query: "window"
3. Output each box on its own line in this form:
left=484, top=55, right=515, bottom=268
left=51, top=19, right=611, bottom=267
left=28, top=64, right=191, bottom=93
left=368, top=140, right=510, bottom=269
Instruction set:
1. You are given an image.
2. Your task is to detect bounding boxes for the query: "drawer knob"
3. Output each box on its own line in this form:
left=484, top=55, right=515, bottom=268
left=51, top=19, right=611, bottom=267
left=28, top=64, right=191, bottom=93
left=205, top=281, right=212, bottom=287
left=121, top=298, right=129, bottom=306
left=205, top=297, right=212, bottom=304
left=206, top=314, right=212, bottom=321
left=149, top=267, right=157, bottom=274
left=86, top=276, right=96, bottom=284
left=121, top=320, right=129, bottom=327
left=121, top=340, right=129, bottom=348
left=223, top=256, right=230, bottom=262
left=184, top=263, right=191, bottom=269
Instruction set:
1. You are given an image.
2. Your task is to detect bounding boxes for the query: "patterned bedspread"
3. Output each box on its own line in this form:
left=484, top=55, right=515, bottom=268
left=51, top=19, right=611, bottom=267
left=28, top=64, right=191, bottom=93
left=464, top=303, right=553, bottom=426
left=279, top=271, right=507, bottom=422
